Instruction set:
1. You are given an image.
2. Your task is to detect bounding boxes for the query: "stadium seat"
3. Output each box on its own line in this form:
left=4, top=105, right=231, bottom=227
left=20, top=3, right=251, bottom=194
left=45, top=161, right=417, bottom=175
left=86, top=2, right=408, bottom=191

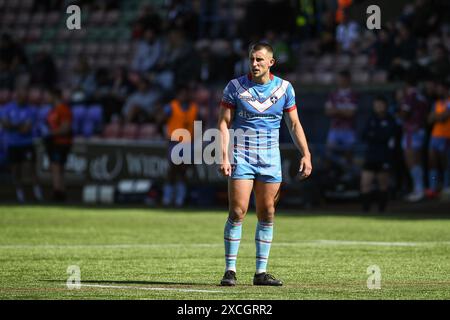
left=315, top=54, right=333, bottom=71
left=353, top=54, right=369, bottom=69
left=137, top=124, right=158, bottom=140
left=298, top=72, right=315, bottom=85
left=335, top=54, right=351, bottom=69
left=27, top=28, right=42, bottom=42
left=71, top=104, right=88, bottom=136
left=371, top=70, right=388, bottom=84
left=28, top=88, right=43, bottom=105
left=352, top=71, right=370, bottom=84
left=104, top=10, right=119, bottom=25
left=314, top=72, right=334, bottom=85
left=17, top=13, right=30, bottom=26
left=102, top=122, right=121, bottom=139
left=29, top=12, right=45, bottom=26
left=82, top=104, right=103, bottom=138
left=89, top=11, right=105, bottom=25
left=45, top=11, right=60, bottom=26
left=85, top=43, right=100, bottom=56
left=121, top=123, right=139, bottom=139
left=0, top=89, right=11, bottom=105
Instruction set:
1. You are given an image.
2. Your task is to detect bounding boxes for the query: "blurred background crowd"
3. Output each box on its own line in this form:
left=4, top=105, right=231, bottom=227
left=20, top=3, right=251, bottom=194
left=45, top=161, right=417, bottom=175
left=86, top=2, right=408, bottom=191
left=1, top=0, right=449, bottom=208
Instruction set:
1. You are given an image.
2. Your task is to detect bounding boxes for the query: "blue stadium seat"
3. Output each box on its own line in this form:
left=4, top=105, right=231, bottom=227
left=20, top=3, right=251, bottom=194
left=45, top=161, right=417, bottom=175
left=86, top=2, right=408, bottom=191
left=82, top=104, right=103, bottom=137
left=71, top=104, right=87, bottom=136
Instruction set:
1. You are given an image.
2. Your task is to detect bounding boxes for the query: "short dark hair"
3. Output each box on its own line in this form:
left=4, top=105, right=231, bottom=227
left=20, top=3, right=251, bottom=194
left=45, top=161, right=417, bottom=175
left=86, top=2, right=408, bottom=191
left=48, top=87, right=62, bottom=98
left=338, top=69, right=351, bottom=79
left=374, top=94, right=388, bottom=105
left=249, top=42, right=274, bottom=56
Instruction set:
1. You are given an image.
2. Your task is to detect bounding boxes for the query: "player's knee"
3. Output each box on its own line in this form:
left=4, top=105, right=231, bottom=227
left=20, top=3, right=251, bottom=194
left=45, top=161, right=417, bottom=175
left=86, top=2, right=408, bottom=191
left=229, top=207, right=247, bottom=221
left=258, top=206, right=275, bottom=221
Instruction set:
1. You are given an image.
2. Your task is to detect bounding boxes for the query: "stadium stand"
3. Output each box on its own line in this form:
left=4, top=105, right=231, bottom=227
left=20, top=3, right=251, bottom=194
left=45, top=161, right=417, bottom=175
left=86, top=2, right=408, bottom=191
left=0, top=0, right=449, bottom=205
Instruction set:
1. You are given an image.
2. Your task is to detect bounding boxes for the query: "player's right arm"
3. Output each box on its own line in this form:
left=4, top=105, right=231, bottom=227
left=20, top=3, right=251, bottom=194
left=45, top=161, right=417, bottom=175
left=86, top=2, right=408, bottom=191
left=218, top=106, right=234, bottom=176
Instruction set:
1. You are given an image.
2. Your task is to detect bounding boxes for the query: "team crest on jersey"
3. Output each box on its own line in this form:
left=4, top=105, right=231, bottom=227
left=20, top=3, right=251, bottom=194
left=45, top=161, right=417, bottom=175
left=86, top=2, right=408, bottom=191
left=270, top=96, right=278, bottom=104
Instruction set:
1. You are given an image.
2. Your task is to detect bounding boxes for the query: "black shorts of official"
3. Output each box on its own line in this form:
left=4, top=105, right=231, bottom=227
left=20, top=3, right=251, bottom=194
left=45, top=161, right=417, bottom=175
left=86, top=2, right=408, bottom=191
left=47, top=144, right=71, bottom=166
left=362, top=160, right=392, bottom=172
left=7, top=145, right=36, bottom=164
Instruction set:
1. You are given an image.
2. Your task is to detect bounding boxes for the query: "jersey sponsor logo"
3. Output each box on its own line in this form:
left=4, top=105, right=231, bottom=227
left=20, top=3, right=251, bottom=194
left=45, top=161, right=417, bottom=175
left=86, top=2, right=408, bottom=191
left=238, top=95, right=257, bottom=102
left=237, top=110, right=277, bottom=120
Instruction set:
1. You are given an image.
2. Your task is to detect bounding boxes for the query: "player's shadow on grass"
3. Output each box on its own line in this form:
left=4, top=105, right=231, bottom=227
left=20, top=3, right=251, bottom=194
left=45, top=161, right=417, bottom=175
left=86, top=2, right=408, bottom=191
left=41, top=279, right=211, bottom=286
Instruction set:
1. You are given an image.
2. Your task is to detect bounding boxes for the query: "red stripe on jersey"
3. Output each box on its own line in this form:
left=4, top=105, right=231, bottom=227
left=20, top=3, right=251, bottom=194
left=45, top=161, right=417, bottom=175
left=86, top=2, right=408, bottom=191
left=284, top=105, right=297, bottom=112
left=220, top=101, right=235, bottom=109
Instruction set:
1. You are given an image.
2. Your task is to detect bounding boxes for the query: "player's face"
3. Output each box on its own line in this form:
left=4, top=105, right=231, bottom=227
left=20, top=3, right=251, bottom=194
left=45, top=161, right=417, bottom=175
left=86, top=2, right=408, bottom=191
left=249, top=49, right=274, bottom=79
left=373, top=100, right=387, bottom=116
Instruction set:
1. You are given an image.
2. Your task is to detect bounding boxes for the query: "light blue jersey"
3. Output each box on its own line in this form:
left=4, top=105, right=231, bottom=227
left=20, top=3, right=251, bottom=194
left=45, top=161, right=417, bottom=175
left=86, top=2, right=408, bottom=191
left=220, top=73, right=297, bottom=182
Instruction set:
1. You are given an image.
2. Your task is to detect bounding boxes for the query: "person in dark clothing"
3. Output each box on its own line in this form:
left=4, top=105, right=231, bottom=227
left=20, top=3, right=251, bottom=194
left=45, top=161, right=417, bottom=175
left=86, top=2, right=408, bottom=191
left=360, top=95, right=398, bottom=212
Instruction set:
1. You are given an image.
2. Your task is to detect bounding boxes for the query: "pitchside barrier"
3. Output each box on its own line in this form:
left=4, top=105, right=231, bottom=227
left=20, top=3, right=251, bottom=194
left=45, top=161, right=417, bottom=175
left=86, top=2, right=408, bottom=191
left=29, top=138, right=329, bottom=207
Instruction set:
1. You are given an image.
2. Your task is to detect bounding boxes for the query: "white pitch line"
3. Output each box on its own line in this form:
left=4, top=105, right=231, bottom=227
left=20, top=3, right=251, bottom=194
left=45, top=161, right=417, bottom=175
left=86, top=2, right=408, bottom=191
left=2, top=240, right=450, bottom=249
left=77, top=283, right=224, bottom=293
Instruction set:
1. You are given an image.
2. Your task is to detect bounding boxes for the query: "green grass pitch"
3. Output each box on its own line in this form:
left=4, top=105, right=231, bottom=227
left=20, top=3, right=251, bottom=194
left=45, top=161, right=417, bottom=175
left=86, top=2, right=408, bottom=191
left=1, top=205, right=450, bottom=299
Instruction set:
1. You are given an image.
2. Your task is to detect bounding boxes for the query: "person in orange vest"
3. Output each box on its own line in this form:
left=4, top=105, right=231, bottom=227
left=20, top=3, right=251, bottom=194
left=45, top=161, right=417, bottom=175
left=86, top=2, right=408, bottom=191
left=161, top=85, right=199, bottom=207
left=426, top=80, right=450, bottom=198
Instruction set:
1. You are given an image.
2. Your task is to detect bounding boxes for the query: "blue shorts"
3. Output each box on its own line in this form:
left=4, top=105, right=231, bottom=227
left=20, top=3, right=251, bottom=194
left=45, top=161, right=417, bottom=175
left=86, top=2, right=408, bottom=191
left=326, top=128, right=356, bottom=150
left=402, top=129, right=425, bottom=150
left=230, top=147, right=282, bottom=183
left=429, top=137, right=450, bottom=153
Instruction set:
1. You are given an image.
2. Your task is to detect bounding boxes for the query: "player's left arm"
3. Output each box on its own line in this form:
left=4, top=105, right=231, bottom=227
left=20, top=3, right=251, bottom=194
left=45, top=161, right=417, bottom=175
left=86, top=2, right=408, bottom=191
left=284, top=109, right=312, bottom=180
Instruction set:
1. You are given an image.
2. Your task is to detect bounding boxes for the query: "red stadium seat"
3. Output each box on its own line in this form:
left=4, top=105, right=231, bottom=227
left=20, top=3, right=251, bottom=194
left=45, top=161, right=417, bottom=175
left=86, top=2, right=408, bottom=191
left=137, top=124, right=158, bottom=140
left=121, top=123, right=139, bottom=139
left=102, top=122, right=121, bottom=139
left=371, top=70, right=388, bottom=84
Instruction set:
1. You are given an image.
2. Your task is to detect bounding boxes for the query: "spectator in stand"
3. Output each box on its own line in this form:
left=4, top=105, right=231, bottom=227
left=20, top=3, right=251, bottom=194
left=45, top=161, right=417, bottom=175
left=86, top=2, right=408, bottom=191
left=410, top=0, right=441, bottom=39
left=29, top=49, right=58, bottom=89
left=159, top=84, right=200, bottom=207
left=324, top=70, right=358, bottom=173
left=335, top=9, right=359, bottom=54
left=398, top=77, right=429, bottom=202
left=156, top=28, right=200, bottom=89
left=264, top=30, right=293, bottom=74
left=318, top=10, right=337, bottom=54
left=132, top=3, right=163, bottom=39
left=428, top=44, right=450, bottom=83
left=360, top=96, right=398, bottom=212
left=0, top=33, right=28, bottom=84
left=371, top=28, right=396, bottom=72
left=426, top=80, right=450, bottom=198
left=70, top=56, right=97, bottom=103
left=131, top=27, right=163, bottom=75
left=0, top=88, right=43, bottom=203
left=389, top=22, right=417, bottom=81
left=44, top=88, right=73, bottom=202
left=197, top=44, right=219, bottom=84
left=122, top=77, right=161, bottom=123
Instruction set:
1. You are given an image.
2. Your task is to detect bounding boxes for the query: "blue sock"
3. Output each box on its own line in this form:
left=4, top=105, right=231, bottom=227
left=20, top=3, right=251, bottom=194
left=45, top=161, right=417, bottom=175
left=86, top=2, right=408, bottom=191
left=255, top=221, right=273, bottom=274
left=410, top=165, right=424, bottom=193
left=224, top=218, right=242, bottom=272
left=428, top=168, right=439, bottom=191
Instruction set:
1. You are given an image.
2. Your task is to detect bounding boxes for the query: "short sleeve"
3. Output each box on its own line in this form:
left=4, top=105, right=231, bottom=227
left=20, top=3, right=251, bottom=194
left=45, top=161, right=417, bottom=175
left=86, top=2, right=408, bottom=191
left=283, top=82, right=297, bottom=113
left=220, top=81, right=236, bottom=109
